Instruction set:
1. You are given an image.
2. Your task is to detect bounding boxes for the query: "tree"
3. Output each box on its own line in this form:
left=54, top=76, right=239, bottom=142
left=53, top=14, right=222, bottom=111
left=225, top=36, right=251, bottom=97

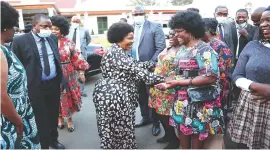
left=171, top=0, right=193, bottom=6
left=129, top=0, right=159, bottom=6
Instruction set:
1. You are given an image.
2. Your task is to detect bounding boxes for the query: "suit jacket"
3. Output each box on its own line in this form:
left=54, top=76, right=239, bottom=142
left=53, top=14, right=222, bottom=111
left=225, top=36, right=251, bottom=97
left=67, top=27, right=91, bottom=59
left=236, top=24, right=256, bottom=57
left=12, top=32, right=63, bottom=99
left=219, top=23, right=236, bottom=61
left=252, top=26, right=260, bottom=41
left=136, top=20, right=166, bottom=62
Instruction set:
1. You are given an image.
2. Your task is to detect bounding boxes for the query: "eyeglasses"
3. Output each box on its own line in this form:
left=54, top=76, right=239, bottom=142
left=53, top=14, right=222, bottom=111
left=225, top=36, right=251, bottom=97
left=133, top=13, right=145, bottom=16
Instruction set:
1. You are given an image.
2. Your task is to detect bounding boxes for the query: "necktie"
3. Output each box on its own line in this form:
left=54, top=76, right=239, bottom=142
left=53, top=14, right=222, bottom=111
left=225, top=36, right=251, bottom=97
left=131, top=25, right=141, bottom=60
left=218, top=24, right=224, bottom=41
left=40, top=38, right=50, bottom=76
left=72, top=28, right=77, bottom=43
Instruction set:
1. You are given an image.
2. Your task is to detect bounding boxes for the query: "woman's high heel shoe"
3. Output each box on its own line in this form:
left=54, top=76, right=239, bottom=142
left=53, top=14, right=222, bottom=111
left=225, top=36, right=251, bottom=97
left=58, top=124, right=65, bottom=129
left=67, top=125, right=75, bottom=132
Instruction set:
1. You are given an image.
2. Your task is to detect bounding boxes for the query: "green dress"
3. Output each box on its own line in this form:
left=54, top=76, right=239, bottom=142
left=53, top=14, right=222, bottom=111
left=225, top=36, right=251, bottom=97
left=0, top=45, right=40, bottom=149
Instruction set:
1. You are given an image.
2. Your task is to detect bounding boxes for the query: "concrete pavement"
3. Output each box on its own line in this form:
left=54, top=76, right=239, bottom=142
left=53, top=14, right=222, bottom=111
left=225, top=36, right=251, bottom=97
left=58, top=74, right=166, bottom=149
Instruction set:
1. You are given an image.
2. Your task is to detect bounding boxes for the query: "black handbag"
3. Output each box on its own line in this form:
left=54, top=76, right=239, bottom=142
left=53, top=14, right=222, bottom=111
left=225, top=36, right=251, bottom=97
left=187, top=85, right=218, bottom=103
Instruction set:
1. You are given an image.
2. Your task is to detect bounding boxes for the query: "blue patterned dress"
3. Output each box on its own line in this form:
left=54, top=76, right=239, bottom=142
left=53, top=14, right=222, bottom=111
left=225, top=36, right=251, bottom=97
left=1, top=45, right=40, bottom=149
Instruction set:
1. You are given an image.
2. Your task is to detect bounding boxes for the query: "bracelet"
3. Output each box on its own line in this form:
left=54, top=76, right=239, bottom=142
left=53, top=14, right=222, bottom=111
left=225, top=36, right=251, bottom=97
left=189, top=78, right=193, bottom=86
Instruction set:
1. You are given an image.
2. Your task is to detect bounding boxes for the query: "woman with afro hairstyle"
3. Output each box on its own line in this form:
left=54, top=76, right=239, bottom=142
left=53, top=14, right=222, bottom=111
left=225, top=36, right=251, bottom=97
left=0, top=1, right=40, bottom=149
left=93, top=22, right=165, bottom=149
left=50, top=15, right=89, bottom=132
left=156, top=11, right=223, bottom=149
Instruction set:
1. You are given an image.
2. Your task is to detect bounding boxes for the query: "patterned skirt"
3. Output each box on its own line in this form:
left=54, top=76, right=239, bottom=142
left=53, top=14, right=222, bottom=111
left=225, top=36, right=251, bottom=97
left=228, top=90, right=270, bottom=149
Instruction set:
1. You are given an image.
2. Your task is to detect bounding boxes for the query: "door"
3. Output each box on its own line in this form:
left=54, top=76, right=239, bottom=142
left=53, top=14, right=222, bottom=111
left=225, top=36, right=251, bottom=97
left=97, top=17, right=108, bottom=34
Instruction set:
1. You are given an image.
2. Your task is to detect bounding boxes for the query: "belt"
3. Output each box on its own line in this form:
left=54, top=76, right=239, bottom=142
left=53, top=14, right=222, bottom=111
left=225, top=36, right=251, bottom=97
left=41, top=77, right=57, bottom=84
left=180, top=70, right=198, bottom=78
left=61, top=61, right=71, bottom=64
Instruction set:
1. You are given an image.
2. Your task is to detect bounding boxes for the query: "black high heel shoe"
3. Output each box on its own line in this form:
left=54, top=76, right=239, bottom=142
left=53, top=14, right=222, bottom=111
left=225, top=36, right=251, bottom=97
left=67, top=125, right=75, bottom=132
left=58, top=124, right=65, bottom=129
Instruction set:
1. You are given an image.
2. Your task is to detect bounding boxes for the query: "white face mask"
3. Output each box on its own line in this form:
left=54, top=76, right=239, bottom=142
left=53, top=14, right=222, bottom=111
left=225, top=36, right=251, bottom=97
left=236, top=22, right=247, bottom=29
left=37, top=29, right=51, bottom=38
left=216, top=17, right=228, bottom=24
left=134, top=16, right=145, bottom=25
left=71, top=23, right=79, bottom=29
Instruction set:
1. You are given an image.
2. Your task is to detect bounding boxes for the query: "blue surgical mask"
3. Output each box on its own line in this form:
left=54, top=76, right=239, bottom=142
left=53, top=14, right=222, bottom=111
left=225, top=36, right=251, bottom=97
left=37, top=29, right=51, bottom=38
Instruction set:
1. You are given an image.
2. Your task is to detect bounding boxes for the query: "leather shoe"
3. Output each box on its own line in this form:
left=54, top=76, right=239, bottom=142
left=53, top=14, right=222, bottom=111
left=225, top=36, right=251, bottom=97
left=157, top=135, right=169, bottom=143
left=135, top=119, right=151, bottom=128
left=152, top=122, right=161, bottom=136
left=50, top=140, right=65, bottom=149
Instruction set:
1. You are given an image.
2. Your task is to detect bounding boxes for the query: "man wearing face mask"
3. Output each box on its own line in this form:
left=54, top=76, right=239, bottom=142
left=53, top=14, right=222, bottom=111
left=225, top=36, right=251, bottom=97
left=12, top=14, right=66, bottom=149
left=131, top=6, right=166, bottom=136
left=67, top=16, right=91, bottom=97
left=251, top=7, right=266, bottom=40
left=234, top=9, right=256, bottom=61
left=214, top=6, right=238, bottom=64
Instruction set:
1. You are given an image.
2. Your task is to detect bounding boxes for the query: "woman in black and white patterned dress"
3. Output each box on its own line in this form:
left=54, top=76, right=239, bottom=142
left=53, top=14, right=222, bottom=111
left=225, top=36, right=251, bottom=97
left=93, top=23, right=165, bottom=149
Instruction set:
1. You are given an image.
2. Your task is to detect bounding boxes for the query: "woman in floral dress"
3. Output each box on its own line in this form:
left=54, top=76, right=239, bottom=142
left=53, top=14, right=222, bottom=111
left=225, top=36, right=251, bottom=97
left=1, top=1, right=40, bottom=148
left=202, top=18, right=233, bottom=123
left=93, top=23, right=165, bottom=149
left=51, top=15, right=89, bottom=132
left=148, top=30, right=180, bottom=149
left=156, top=11, right=223, bottom=149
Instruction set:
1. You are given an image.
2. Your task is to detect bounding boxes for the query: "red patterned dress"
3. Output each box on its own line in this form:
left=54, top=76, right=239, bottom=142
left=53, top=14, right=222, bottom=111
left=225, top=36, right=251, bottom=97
left=58, top=37, right=89, bottom=117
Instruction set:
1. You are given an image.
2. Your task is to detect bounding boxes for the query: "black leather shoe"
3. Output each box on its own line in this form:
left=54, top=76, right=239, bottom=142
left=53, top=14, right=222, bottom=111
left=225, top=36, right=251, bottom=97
left=50, top=140, right=65, bottom=149
left=157, top=135, right=169, bottom=143
left=134, top=119, right=151, bottom=128
left=164, top=140, right=180, bottom=149
left=152, top=122, right=161, bottom=136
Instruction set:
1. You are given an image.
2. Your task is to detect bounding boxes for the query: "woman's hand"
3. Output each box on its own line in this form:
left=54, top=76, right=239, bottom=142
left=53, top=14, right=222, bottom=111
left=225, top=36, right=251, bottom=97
left=79, top=74, right=86, bottom=83
left=250, top=83, right=270, bottom=102
left=14, top=115, right=24, bottom=136
left=155, top=80, right=180, bottom=90
left=78, top=71, right=86, bottom=83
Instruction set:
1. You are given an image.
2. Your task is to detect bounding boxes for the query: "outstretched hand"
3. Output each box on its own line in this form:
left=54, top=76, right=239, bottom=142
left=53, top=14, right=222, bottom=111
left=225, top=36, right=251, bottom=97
left=155, top=80, right=180, bottom=90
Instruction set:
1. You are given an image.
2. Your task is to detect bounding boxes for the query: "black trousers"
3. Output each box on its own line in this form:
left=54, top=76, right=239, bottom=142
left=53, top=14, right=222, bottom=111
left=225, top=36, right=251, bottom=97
left=30, top=78, right=60, bottom=149
left=138, top=81, right=158, bottom=123
left=158, top=114, right=178, bottom=142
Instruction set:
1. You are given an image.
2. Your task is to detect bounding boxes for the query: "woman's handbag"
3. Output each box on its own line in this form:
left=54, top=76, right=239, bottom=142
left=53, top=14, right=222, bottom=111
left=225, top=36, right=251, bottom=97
left=187, top=85, right=218, bottom=103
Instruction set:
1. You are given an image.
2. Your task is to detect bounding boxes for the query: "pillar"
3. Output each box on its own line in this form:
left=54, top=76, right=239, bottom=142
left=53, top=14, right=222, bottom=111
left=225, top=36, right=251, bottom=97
left=47, top=8, right=54, bottom=17
left=17, top=9, right=25, bottom=30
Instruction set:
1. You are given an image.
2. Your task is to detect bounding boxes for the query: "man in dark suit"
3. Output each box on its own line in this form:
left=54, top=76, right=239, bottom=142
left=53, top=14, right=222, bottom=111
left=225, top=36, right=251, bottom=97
left=12, top=14, right=65, bottom=149
left=251, top=7, right=266, bottom=40
left=234, top=9, right=256, bottom=61
left=131, top=6, right=166, bottom=136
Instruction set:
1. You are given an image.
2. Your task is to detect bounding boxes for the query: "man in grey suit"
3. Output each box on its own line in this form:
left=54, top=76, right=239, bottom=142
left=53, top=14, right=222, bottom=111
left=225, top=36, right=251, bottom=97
left=214, top=6, right=250, bottom=149
left=68, top=16, right=91, bottom=97
left=131, top=6, right=166, bottom=136
left=214, top=6, right=237, bottom=63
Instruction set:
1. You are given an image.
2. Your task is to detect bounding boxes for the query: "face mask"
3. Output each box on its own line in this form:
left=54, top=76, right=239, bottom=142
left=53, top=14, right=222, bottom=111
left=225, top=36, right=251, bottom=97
left=216, top=17, right=228, bottom=24
left=37, top=29, right=51, bottom=38
left=72, top=23, right=79, bottom=29
left=236, top=22, right=247, bottom=29
left=134, top=16, right=145, bottom=25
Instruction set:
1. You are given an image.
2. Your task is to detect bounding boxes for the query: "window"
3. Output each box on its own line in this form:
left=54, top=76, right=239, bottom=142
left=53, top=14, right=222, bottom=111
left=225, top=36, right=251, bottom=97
left=97, top=17, right=108, bottom=34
